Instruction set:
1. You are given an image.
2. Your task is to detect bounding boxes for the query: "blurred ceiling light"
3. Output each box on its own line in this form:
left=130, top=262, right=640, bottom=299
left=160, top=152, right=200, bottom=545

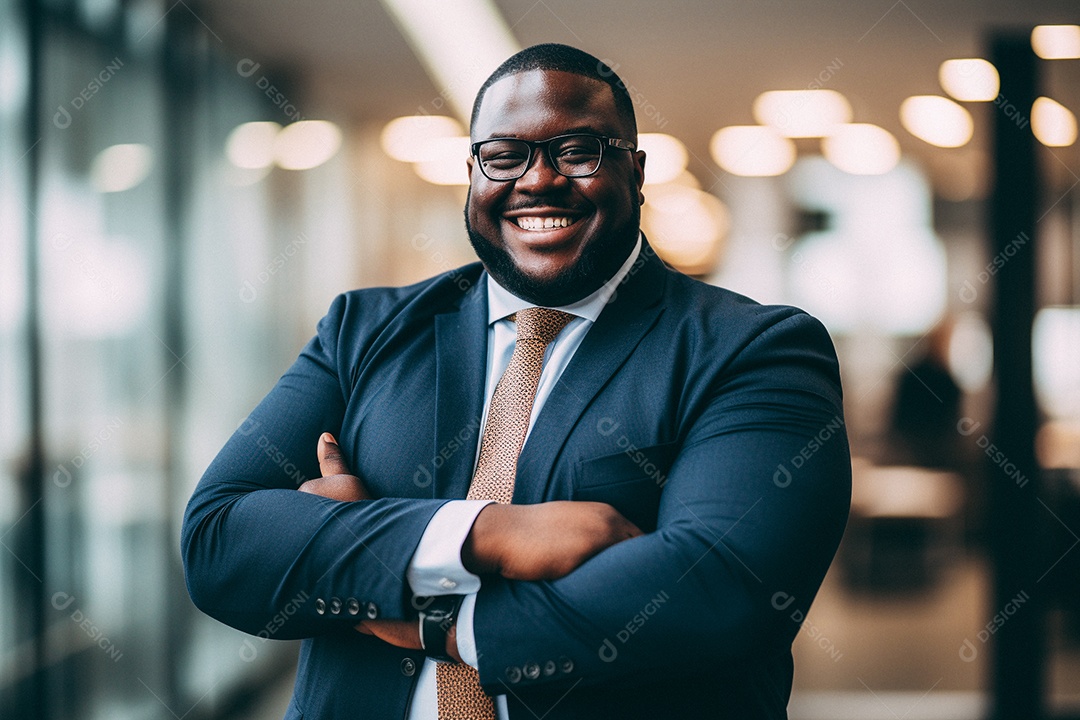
left=710, top=125, right=796, bottom=177
left=1033, top=306, right=1080, bottom=419
left=90, top=143, right=153, bottom=193
left=378, top=0, right=519, bottom=121
left=381, top=115, right=465, bottom=162
left=638, top=133, right=688, bottom=184
left=414, top=136, right=471, bottom=185
left=1031, top=24, right=1080, bottom=60
left=224, top=163, right=272, bottom=187
left=642, top=183, right=728, bottom=274
left=939, top=58, right=1000, bottom=102
left=1031, top=97, right=1078, bottom=147
left=667, top=170, right=702, bottom=189
left=226, top=121, right=281, bottom=169
left=274, top=120, right=342, bottom=170
left=753, top=90, right=852, bottom=138
left=900, top=95, right=974, bottom=148
left=822, top=123, right=900, bottom=175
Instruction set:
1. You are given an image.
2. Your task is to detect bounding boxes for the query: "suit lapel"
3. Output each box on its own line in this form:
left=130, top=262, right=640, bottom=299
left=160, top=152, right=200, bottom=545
left=433, top=276, right=488, bottom=500
left=514, top=241, right=669, bottom=504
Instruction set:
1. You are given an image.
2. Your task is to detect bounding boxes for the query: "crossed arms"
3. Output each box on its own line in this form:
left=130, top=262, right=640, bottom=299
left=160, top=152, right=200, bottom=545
left=300, top=431, right=643, bottom=660
left=180, top=292, right=850, bottom=691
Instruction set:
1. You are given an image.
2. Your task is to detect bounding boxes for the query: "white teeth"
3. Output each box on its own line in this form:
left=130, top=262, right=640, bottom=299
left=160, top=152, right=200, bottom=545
left=515, top=216, right=574, bottom=230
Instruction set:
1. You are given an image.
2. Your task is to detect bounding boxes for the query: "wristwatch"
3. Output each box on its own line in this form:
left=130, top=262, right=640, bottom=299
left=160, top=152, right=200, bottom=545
left=418, top=594, right=465, bottom=662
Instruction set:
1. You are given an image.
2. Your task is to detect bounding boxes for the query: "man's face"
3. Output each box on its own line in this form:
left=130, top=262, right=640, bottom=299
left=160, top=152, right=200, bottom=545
left=466, top=70, right=646, bottom=307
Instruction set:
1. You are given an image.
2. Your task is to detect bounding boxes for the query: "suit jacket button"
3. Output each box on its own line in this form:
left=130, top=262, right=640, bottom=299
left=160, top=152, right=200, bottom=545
left=505, top=666, right=522, bottom=684
left=347, top=598, right=361, bottom=615
left=329, top=597, right=342, bottom=614
left=543, top=660, right=556, bottom=677
left=366, top=602, right=379, bottom=619
left=558, top=656, right=574, bottom=674
left=314, top=598, right=326, bottom=615
left=401, top=658, right=417, bottom=677
left=523, top=662, right=540, bottom=680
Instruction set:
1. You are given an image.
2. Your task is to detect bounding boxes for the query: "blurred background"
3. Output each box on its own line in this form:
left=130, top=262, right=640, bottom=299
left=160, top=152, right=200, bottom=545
left=2, top=0, right=1079, bottom=718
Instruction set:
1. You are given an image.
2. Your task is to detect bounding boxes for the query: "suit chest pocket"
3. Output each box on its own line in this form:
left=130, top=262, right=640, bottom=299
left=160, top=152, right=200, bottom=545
left=571, top=442, right=677, bottom=534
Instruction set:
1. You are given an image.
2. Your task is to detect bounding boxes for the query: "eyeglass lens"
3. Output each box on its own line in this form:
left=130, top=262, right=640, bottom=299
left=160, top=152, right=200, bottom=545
left=478, top=135, right=602, bottom=179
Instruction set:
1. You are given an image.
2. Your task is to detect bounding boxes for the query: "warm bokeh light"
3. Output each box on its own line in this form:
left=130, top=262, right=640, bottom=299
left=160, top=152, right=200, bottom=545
left=752, top=90, right=852, bottom=138
left=1031, top=24, right=1080, bottom=60
left=414, top=136, right=471, bottom=185
left=225, top=121, right=281, bottom=169
left=380, top=115, right=465, bottom=162
left=900, top=95, right=974, bottom=148
left=947, top=311, right=993, bottom=392
left=1031, top=97, right=1078, bottom=147
left=939, top=58, right=999, bottom=102
left=822, top=123, right=900, bottom=175
left=710, top=125, right=796, bottom=177
left=90, top=143, right=154, bottom=193
left=642, top=183, right=728, bottom=274
left=274, top=120, right=342, bottom=170
left=637, top=133, right=688, bottom=185
left=1033, top=306, right=1080, bottom=420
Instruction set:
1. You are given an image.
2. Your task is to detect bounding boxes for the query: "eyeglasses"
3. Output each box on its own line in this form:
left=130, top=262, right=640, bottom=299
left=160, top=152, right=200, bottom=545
left=471, top=133, right=636, bottom=181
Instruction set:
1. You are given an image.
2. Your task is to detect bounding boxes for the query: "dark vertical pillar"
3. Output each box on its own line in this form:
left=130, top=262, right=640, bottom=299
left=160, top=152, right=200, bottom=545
left=16, top=0, right=48, bottom=718
left=986, top=34, right=1044, bottom=720
left=160, top=8, right=198, bottom=716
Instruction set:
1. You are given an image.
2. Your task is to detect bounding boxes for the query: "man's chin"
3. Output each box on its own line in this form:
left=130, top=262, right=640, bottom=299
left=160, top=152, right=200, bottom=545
left=466, top=217, right=639, bottom=307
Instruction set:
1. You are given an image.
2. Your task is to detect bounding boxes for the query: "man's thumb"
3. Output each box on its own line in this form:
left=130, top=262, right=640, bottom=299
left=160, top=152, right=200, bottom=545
left=318, top=432, right=351, bottom=477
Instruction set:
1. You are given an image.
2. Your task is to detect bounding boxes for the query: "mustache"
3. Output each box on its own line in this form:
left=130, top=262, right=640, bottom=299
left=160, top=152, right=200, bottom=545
left=501, top=199, right=591, bottom=213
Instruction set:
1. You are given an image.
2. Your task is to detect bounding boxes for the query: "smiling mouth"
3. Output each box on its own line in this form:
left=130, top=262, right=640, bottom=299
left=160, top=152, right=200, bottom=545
left=513, top=216, right=579, bottom=231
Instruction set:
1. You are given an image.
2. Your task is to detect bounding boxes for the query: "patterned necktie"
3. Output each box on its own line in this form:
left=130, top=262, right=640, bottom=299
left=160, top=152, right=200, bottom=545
left=435, top=307, right=574, bottom=720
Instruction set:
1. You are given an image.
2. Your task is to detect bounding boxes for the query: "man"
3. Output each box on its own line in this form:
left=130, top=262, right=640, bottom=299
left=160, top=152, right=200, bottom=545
left=182, top=43, right=850, bottom=719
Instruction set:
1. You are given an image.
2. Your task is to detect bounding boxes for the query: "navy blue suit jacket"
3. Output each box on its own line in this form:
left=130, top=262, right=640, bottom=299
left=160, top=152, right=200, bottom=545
left=182, top=242, right=851, bottom=719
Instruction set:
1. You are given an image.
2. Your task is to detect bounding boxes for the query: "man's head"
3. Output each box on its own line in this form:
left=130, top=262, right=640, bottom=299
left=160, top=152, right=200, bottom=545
left=465, top=44, right=647, bottom=307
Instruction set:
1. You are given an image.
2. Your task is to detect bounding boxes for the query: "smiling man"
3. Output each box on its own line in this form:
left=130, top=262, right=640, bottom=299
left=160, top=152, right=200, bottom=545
left=183, top=44, right=851, bottom=719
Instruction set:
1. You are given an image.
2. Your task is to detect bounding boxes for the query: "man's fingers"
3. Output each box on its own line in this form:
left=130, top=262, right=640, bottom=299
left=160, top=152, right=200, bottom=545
left=318, top=432, right=352, bottom=477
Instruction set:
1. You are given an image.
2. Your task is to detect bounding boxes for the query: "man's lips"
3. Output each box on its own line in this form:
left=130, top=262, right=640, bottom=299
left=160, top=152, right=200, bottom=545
left=503, top=208, right=587, bottom=232
left=513, top=216, right=577, bottom=230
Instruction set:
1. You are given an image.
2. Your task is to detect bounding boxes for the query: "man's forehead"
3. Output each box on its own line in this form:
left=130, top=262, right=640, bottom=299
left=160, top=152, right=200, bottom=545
left=472, top=69, right=619, bottom=139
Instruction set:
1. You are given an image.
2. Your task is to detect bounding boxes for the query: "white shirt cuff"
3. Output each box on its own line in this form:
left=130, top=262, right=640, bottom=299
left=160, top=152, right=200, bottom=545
left=406, top=500, right=493, bottom=596
left=456, top=593, right=479, bottom=667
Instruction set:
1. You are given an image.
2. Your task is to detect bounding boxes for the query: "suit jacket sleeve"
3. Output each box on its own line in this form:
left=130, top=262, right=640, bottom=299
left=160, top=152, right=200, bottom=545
left=472, top=310, right=851, bottom=691
left=180, top=293, right=447, bottom=637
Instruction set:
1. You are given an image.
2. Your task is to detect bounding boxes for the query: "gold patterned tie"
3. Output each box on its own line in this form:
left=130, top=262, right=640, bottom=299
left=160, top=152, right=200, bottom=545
left=435, top=307, right=574, bottom=720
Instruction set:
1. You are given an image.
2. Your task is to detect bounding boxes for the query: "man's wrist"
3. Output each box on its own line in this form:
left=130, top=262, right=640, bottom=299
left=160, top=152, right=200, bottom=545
left=461, top=503, right=513, bottom=575
left=418, top=595, right=465, bottom=663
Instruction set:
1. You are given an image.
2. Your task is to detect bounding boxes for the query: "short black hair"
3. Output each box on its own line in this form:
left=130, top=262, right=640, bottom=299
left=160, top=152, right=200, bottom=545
left=470, top=43, right=637, bottom=139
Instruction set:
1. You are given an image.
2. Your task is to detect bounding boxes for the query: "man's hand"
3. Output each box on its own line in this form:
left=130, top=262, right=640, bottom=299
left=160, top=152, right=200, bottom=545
left=298, top=433, right=641, bottom=658
left=462, top=501, right=643, bottom=581
left=297, top=433, right=371, bottom=502
left=298, top=434, right=428, bottom=650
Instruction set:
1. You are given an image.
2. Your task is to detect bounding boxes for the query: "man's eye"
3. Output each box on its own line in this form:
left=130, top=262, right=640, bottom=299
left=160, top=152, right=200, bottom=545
left=555, top=144, right=599, bottom=162
left=484, top=151, right=527, bottom=167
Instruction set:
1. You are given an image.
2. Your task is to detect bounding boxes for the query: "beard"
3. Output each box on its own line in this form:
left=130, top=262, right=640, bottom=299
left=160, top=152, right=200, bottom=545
left=464, top=189, right=641, bottom=307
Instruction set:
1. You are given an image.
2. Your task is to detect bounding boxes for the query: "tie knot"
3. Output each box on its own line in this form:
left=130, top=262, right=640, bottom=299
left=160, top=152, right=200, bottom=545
left=513, top=307, right=574, bottom=344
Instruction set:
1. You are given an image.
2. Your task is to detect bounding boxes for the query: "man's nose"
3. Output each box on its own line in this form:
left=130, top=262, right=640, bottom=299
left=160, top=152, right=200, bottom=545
left=515, top=148, right=569, bottom=192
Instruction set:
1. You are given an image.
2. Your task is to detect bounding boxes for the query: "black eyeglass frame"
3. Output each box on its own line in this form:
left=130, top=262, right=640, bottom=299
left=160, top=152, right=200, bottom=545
left=470, top=133, right=637, bottom=181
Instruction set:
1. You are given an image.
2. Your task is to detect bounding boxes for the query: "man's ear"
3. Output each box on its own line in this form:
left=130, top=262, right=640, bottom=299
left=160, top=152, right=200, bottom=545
left=634, top=150, right=647, bottom=205
left=466, top=155, right=474, bottom=178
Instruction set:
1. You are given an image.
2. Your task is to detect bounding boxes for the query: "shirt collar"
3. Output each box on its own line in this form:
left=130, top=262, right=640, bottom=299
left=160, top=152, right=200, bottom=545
left=486, top=234, right=643, bottom=325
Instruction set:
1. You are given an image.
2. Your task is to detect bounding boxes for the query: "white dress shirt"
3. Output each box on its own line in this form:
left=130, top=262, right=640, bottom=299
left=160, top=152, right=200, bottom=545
left=403, top=235, right=643, bottom=719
